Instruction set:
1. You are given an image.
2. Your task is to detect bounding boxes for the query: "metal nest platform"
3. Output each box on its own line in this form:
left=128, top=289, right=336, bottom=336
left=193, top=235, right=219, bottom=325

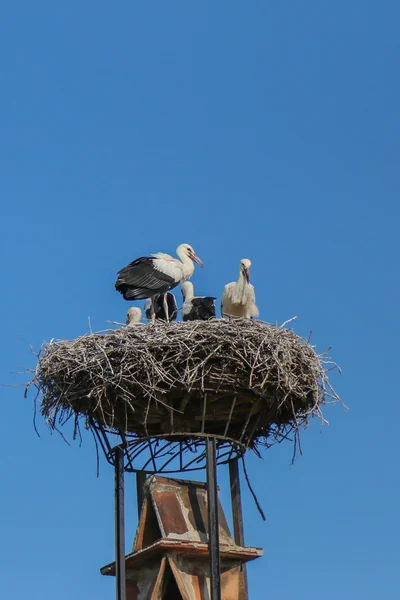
left=93, top=428, right=245, bottom=474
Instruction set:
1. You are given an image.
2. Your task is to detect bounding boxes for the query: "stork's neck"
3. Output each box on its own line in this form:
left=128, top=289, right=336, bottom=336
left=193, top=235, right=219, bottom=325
left=235, top=269, right=247, bottom=302
left=176, top=248, right=195, bottom=280
left=183, top=284, right=194, bottom=300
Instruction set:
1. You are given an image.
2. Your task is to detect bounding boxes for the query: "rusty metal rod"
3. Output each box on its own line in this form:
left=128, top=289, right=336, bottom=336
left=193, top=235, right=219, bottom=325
left=229, top=458, right=245, bottom=544
left=114, top=447, right=126, bottom=600
left=229, top=459, right=248, bottom=600
left=206, top=437, right=221, bottom=600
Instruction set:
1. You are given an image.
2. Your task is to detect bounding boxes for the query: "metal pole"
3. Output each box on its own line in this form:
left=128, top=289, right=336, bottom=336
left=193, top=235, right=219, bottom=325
left=206, top=437, right=221, bottom=600
left=136, top=471, right=146, bottom=520
left=114, top=447, right=126, bottom=600
left=229, top=459, right=248, bottom=600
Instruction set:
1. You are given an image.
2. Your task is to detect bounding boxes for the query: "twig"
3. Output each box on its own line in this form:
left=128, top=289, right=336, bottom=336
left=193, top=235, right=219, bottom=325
left=241, top=456, right=266, bottom=521
left=280, top=316, right=298, bottom=328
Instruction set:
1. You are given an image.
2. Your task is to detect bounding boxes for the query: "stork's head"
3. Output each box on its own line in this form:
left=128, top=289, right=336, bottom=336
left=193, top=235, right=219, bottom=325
left=240, top=258, right=252, bottom=283
left=177, top=243, right=204, bottom=267
left=126, top=307, right=142, bottom=326
left=181, top=281, right=194, bottom=300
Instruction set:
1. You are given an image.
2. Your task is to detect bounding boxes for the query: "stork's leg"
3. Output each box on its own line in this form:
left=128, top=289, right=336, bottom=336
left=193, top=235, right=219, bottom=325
left=151, top=297, right=156, bottom=323
left=163, top=293, right=170, bottom=322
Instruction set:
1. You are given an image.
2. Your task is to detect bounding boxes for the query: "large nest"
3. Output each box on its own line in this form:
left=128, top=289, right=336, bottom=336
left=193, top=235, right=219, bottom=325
left=28, top=320, right=340, bottom=456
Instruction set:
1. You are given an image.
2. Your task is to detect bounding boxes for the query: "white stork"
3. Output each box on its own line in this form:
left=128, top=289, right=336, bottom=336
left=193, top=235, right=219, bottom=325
left=126, top=307, right=142, bottom=326
left=221, top=259, right=259, bottom=319
left=181, top=282, right=216, bottom=321
left=115, top=243, right=204, bottom=321
left=144, top=292, right=178, bottom=322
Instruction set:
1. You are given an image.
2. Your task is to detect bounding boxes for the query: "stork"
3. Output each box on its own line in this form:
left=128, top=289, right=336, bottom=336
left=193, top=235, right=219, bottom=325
left=144, top=292, right=178, bottom=322
left=115, top=243, right=204, bottom=321
left=221, top=258, right=259, bottom=319
left=181, top=282, right=216, bottom=321
left=126, top=307, right=142, bottom=326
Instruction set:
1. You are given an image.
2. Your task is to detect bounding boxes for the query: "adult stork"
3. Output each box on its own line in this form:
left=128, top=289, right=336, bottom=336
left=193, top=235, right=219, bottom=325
left=181, top=282, right=216, bottom=321
left=144, top=293, right=178, bottom=322
left=221, top=258, right=259, bottom=319
left=126, top=307, right=142, bottom=326
left=115, top=243, right=204, bottom=321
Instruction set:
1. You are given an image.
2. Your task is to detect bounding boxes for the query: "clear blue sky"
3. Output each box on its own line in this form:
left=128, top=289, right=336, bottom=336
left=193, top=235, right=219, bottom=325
left=1, top=1, right=399, bottom=598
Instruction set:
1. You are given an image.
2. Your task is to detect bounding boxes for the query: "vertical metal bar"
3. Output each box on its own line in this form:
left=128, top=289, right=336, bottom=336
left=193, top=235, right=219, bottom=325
left=206, top=437, right=221, bottom=600
left=201, top=393, right=208, bottom=433
left=229, top=459, right=248, bottom=600
left=136, top=471, right=146, bottom=520
left=229, top=458, right=245, bottom=544
left=115, top=447, right=126, bottom=600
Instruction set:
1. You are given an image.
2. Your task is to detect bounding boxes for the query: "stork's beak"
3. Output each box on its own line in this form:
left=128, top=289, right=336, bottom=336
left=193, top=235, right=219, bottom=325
left=242, top=265, right=250, bottom=283
left=191, top=252, right=204, bottom=268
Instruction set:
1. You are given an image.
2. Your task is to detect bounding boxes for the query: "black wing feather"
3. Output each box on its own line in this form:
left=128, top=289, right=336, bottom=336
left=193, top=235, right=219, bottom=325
left=183, top=297, right=216, bottom=321
left=115, top=257, right=177, bottom=300
left=167, top=293, right=178, bottom=321
left=191, top=297, right=216, bottom=307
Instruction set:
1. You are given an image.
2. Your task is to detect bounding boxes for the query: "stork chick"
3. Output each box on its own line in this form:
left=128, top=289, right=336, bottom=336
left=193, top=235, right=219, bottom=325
left=221, top=259, right=259, bottom=319
left=181, top=282, right=216, bottom=321
left=126, top=307, right=142, bottom=326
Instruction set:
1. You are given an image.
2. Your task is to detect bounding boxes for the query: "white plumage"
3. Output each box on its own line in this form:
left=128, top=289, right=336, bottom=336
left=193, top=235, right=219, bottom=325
left=126, top=307, right=142, bottom=326
left=221, top=258, right=259, bottom=319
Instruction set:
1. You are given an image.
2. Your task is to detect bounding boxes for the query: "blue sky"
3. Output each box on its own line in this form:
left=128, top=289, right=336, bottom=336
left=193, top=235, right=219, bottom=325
left=1, top=1, right=399, bottom=598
